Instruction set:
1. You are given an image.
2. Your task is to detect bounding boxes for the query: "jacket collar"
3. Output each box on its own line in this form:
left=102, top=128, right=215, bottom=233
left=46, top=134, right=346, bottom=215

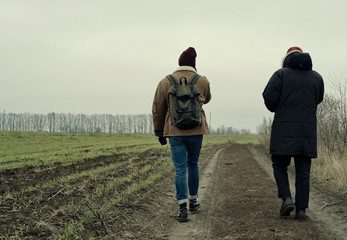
left=173, top=66, right=197, bottom=73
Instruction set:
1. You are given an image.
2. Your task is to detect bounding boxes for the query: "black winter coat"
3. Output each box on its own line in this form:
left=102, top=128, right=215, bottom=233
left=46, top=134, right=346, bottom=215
left=262, top=52, right=324, bottom=158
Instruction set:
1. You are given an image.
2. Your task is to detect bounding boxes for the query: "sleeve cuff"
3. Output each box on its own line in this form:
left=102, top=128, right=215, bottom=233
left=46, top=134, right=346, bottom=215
left=154, top=130, right=163, bottom=136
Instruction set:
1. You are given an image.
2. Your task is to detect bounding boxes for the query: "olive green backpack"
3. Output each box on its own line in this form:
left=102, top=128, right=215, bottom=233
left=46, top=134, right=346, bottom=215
left=166, top=73, right=202, bottom=129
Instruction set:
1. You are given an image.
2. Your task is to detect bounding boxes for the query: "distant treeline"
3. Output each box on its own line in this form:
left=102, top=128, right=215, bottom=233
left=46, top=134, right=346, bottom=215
left=0, top=112, right=153, bottom=134
left=0, top=111, right=251, bottom=134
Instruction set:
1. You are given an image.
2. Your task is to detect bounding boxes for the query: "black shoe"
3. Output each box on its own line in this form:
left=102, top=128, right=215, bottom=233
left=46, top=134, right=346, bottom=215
left=280, top=197, right=295, bottom=216
left=295, top=209, right=306, bottom=221
left=176, top=203, right=188, bottom=222
left=189, top=199, right=200, bottom=212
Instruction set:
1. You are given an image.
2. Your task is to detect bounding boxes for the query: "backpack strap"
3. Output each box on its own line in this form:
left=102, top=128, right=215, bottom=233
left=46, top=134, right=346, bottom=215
left=166, top=75, right=179, bottom=85
left=188, top=73, right=201, bottom=85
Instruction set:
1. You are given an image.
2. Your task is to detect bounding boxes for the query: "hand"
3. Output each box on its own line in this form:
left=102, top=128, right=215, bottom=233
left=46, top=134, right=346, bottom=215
left=158, top=136, right=167, bottom=145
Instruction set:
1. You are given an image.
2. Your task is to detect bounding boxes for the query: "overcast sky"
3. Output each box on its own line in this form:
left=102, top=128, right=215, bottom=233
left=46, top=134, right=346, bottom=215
left=1, top=0, right=346, bottom=133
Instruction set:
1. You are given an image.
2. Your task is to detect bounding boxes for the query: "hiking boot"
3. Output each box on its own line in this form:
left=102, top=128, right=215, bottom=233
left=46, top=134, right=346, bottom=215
left=176, top=203, right=188, bottom=222
left=295, top=209, right=307, bottom=221
left=189, top=199, right=200, bottom=212
left=280, top=197, right=295, bottom=216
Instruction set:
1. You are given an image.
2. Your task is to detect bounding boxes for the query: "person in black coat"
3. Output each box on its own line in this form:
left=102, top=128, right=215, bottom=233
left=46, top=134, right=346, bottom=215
left=262, top=47, right=324, bottom=220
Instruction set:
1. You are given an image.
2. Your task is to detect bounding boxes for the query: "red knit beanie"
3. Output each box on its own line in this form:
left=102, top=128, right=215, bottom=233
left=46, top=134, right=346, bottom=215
left=286, top=46, right=303, bottom=55
left=178, top=47, right=197, bottom=68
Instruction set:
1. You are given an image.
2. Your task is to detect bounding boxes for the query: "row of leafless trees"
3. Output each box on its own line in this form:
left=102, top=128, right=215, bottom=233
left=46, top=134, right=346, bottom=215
left=0, top=112, right=153, bottom=134
left=257, top=76, right=347, bottom=158
left=0, top=111, right=252, bottom=135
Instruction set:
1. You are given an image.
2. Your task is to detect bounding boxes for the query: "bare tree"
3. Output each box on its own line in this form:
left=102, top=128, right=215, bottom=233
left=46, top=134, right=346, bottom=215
left=317, top=75, right=347, bottom=157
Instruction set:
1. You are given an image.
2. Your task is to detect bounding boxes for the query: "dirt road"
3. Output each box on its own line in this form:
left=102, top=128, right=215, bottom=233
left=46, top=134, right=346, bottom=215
left=2, top=143, right=346, bottom=239
left=148, top=144, right=347, bottom=240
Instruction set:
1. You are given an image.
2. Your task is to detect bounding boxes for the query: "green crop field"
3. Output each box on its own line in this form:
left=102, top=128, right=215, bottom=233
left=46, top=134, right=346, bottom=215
left=0, top=131, right=258, bottom=239
left=0, top=131, right=258, bottom=171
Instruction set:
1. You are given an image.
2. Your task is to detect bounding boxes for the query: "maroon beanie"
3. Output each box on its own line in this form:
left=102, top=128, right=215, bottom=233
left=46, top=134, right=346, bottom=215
left=286, top=46, right=303, bottom=55
left=178, top=47, right=197, bottom=68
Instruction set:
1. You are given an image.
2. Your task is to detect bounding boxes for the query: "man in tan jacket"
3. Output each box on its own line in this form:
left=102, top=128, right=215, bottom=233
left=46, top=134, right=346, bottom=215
left=152, top=47, right=211, bottom=222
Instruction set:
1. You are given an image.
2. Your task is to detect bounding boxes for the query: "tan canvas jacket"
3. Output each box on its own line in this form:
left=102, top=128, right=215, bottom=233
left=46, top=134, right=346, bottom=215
left=152, top=66, right=211, bottom=137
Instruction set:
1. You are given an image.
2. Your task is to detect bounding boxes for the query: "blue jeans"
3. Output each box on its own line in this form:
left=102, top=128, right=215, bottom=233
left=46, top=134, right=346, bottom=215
left=169, top=135, right=203, bottom=205
left=272, top=155, right=312, bottom=209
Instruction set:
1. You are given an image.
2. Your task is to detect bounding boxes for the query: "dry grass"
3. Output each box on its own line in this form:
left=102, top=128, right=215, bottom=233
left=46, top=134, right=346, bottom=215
left=313, top=146, right=347, bottom=194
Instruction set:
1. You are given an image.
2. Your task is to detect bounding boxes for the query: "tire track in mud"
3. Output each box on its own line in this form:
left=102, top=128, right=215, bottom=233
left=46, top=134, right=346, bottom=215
left=168, top=147, right=225, bottom=239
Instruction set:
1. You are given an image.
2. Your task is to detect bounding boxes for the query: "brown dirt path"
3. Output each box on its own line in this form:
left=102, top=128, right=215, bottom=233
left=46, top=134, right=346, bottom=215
left=152, top=144, right=345, bottom=240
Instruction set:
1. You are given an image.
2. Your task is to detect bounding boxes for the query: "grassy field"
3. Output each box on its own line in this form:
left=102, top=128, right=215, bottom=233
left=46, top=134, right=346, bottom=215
left=0, top=131, right=258, bottom=239
left=0, top=131, right=258, bottom=170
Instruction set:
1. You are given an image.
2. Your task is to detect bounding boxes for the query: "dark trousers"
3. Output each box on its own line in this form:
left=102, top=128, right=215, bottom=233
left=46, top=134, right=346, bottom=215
left=271, top=155, right=312, bottom=209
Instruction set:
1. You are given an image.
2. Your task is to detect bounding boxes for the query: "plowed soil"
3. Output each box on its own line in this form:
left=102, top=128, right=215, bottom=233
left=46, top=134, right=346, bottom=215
left=1, top=144, right=346, bottom=239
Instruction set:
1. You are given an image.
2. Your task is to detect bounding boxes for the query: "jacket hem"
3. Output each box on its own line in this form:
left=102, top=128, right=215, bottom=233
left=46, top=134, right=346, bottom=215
left=270, top=152, right=317, bottom=158
left=163, top=131, right=210, bottom=137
